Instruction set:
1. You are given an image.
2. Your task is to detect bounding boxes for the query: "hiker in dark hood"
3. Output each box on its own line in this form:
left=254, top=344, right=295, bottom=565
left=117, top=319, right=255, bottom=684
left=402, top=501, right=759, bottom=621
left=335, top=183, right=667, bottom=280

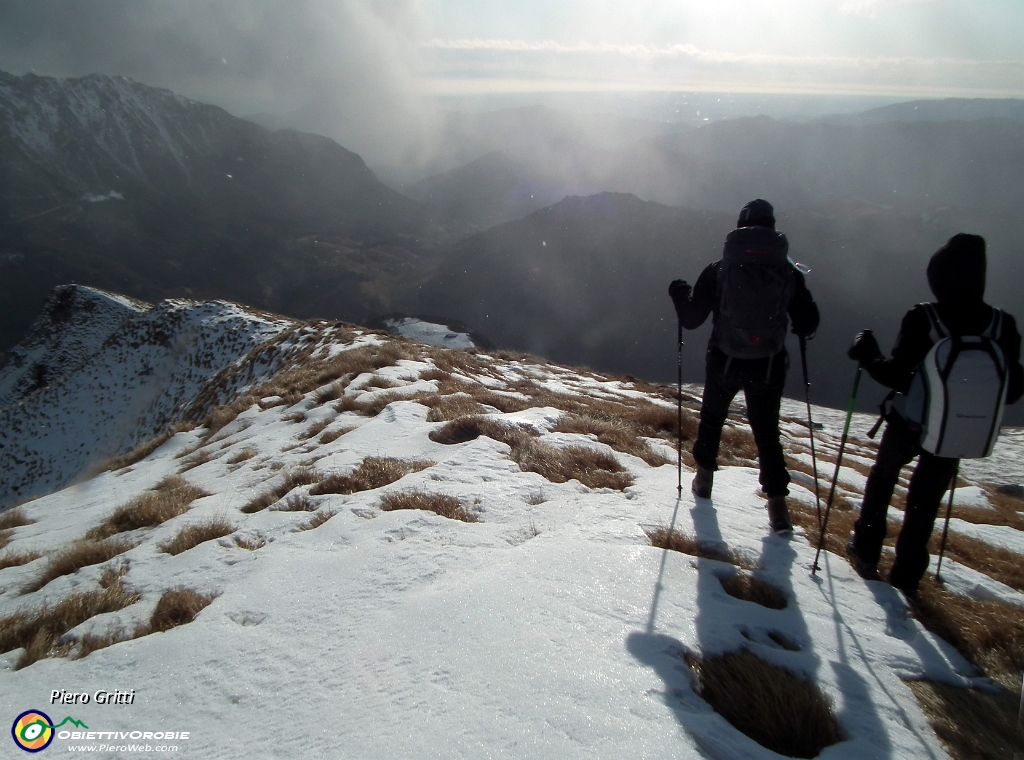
left=669, top=199, right=819, bottom=534
left=846, top=233, right=1023, bottom=594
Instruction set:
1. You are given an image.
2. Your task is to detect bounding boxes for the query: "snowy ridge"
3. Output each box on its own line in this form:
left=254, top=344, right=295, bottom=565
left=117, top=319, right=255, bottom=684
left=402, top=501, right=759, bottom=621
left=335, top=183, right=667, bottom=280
left=2, top=301, right=1023, bottom=758
left=0, top=285, right=149, bottom=409
left=0, top=294, right=293, bottom=505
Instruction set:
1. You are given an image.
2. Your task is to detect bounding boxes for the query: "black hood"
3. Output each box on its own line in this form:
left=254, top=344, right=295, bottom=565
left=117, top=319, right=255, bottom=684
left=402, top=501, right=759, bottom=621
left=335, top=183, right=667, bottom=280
left=927, top=233, right=986, bottom=304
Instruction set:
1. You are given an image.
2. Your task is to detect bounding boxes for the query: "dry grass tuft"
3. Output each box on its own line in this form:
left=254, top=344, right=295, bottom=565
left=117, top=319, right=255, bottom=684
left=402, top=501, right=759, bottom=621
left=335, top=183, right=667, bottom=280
left=178, top=449, right=216, bottom=472
left=282, top=411, right=307, bottom=423
left=718, top=572, right=788, bottom=610
left=159, top=518, right=235, bottom=556
left=0, top=508, right=34, bottom=552
left=314, top=382, right=345, bottom=405
left=431, top=416, right=634, bottom=490
left=424, top=393, right=486, bottom=422
left=241, top=468, right=321, bottom=514
left=277, top=493, right=316, bottom=512
left=299, top=419, right=333, bottom=440
left=233, top=534, right=266, bottom=550
left=87, top=477, right=210, bottom=539
left=149, top=588, right=217, bottom=633
left=645, top=527, right=753, bottom=569
left=298, top=511, right=335, bottom=531
left=0, top=550, right=43, bottom=572
left=931, top=532, right=1024, bottom=593
left=907, top=679, right=1024, bottom=760
left=0, top=508, right=34, bottom=531
left=319, top=426, right=354, bottom=445
left=0, top=578, right=140, bottom=668
left=686, top=649, right=843, bottom=758
left=379, top=491, right=478, bottom=522
left=311, top=457, right=434, bottom=495
left=226, top=446, right=258, bottom=465
left=909, top=580, right=1024, bottom=689
left=24, top=538, right=135, bottom=593
left=102, top=423, right=192, bottom=471
left=552, top=412, right=672, bottom=467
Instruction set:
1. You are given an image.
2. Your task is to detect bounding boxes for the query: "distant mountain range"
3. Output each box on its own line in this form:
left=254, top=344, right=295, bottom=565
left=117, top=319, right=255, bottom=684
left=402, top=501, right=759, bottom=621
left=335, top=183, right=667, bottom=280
left=408, top=114, right=1024, bottom=228
left=0, top=70, right=433, bottom=352
left=417, top=192, right=1024, bottom=425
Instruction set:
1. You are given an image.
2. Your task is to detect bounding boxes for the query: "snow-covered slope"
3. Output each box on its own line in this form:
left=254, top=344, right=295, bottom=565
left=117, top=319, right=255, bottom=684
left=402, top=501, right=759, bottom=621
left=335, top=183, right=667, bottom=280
left=1, top=296, right=1022, bottom=758
left=0, top=288, right=293, bottom=505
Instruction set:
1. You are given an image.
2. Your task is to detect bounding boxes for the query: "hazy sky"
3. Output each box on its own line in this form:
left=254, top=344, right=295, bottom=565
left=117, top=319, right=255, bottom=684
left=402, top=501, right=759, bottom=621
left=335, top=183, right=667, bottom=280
left=0, top=1, right=1021, bottom=161
left=422, top=0, right=1024, bottom=96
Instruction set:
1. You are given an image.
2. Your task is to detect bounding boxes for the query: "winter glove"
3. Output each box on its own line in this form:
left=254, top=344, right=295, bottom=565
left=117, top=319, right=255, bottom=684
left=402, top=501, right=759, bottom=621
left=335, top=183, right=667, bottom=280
left=668, top=279, right=691, bottom=303
left=848, top=330, right=883, bottom=365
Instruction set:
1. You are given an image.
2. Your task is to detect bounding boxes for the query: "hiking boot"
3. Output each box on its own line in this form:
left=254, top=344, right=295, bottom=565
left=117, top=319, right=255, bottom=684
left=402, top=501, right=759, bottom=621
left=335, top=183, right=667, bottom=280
left=766, top=496, right=792, bottom=535
left=845, top=537, right=879, bottom=579
left=691, top=466, right=713, bottom=499
left=887, top=568, right=919, bottom=598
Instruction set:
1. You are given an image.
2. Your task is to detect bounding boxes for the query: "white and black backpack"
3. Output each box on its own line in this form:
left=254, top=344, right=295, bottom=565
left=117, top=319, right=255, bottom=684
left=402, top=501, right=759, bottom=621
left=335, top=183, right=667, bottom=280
left=893, top=303, right=1008, bottom=459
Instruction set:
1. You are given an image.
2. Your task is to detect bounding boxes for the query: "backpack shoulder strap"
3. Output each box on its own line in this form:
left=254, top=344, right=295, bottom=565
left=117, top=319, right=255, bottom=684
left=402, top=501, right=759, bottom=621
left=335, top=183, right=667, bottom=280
left=983, top=308, right=1004, bottom=340
left=920, top=302, right=948, bottom=342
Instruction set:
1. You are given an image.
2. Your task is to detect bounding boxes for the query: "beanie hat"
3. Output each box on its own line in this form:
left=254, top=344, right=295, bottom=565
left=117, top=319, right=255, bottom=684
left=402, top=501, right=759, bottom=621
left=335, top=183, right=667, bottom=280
left=927, top=233, right=986, bottom=304
left=737, top=199, right=775, bottom=229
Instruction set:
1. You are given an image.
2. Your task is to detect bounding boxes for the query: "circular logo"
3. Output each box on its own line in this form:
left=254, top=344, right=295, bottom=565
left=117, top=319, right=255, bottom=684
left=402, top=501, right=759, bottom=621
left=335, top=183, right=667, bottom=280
left=11, top=710, right=54, bottom=753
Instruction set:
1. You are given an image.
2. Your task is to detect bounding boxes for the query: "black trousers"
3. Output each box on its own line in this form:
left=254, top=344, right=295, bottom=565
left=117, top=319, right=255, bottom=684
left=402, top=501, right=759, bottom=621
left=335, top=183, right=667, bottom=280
left=693, top=348, right=790, bottom=497
left=851, top=416, right=958, bottom=590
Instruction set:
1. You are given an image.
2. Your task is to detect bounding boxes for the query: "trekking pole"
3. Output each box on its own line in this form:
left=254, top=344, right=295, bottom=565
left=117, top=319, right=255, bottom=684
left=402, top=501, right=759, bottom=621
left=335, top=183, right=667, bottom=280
left=799, top=335, right=823, bottom=529
left=934, top=463, right=960, bottom=583
left=812, top=365, right=863, bottom=576
left=677, top=321, right=684, bottom=496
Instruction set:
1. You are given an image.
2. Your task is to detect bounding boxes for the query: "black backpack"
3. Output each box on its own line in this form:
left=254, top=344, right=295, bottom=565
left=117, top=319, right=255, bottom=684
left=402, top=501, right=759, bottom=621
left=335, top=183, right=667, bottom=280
left=716, top=227, right=796, bottom=359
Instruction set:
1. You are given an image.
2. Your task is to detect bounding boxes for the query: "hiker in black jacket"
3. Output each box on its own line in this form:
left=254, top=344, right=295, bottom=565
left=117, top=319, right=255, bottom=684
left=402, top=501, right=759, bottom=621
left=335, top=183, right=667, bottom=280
left=846, top=233, right=1023, bottom=594
left=669, top=199, right=819, bottom=534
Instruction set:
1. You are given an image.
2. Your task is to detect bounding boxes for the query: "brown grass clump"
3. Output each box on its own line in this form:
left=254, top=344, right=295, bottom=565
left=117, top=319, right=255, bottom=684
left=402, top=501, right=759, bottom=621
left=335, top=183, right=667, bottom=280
left=0, top=577, right=140, bottom=668
left=719, top=424, right=760, bottom=465
left=282, top=411, right=307, bottom=423
left=932, top=532, right=1024, bottom=593
left=907, top=680, right=1024, bottom=760
left=909, top=580, right=1024, bottom=689
left=686, top=649, right=843, bottom=758
left=23, top=538, right=135, bottom=593
left=644, top=527, right=753, bottom=569
left=233, top=534, right=266, bottom=550
left=718, top=572, right=788, bottom=610
left=241, top=468, right=321, bottom=513
left=0, top=508, right=34, bottom=552
left=226, top=446, right=258, bottom=465
left=178, top=449, right=216, bottom=472
left=310, top=457, right=434, bottom=495
left=424, top=393, right=486, bottom=422
left=149, top=588, right=217, bottom=633
left=431, top=416, right=634, bottom=490
left=0, top=550, right=43, bottom=572
left=102, top=424, right=192, bottom=471
left=299, top=419, right=333, bottom=440
left=379, top=491, right=478, bottom=522
left=552, top=412, right=672, bottom=467
left=0, top=507, right=34, bottom=531
left=159, top=518, right=235, bottom=556
left=319, top=427, right=354, bottom=445
left=277, top=494, right=316, bottom=512
left=314, top=382, right=345, bottom=404
left=298, top=511, right=335, bottom=531
left=86, top=477, right=210, bottom=539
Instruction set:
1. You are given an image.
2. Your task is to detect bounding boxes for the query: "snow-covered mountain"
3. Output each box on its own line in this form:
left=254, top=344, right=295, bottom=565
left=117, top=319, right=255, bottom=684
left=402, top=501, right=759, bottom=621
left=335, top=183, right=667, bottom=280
left=1, top=288, right=1022, bottom=758
left=0, top=70, right=430, bottom=354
